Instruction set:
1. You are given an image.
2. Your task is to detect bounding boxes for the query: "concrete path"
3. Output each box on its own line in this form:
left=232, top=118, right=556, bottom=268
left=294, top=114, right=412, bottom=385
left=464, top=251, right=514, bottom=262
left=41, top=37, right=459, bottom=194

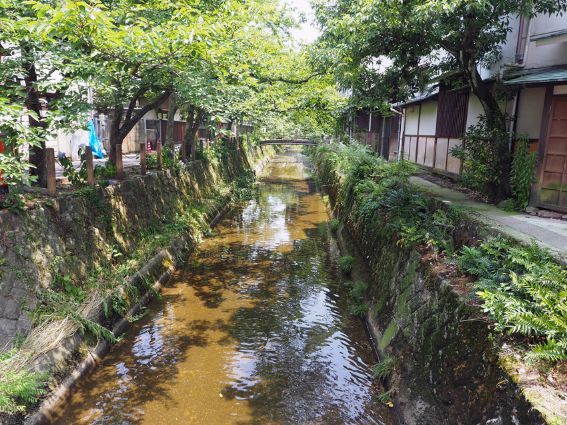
left=410, top=176, right=567, bottom=263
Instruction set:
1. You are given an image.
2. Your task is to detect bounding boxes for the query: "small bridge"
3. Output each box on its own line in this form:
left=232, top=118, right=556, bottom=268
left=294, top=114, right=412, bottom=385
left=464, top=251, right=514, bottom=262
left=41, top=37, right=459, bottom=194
left=259, top=139, right=317, bottom=146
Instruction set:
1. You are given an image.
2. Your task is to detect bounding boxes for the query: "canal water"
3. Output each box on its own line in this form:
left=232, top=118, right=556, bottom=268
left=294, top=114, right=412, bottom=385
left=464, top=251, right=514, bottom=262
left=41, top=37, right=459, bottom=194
left=52, top=151, right=393, bottom=425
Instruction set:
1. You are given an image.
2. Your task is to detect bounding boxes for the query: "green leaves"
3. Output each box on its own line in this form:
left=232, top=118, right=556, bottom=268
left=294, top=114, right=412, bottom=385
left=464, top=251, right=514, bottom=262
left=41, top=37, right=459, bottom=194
left=510, top=135, right=537, bottom=210
left=458, top=237, right=567, bottom=364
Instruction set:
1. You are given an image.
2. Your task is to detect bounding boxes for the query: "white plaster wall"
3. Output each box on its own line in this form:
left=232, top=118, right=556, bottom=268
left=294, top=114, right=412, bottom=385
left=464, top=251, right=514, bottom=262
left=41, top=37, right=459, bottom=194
left=524, top=14, right=567, bottom=68
left=418, top=101, right=438, bottom=135
left=404, top=105, right=420, bottom=135
left=143, top=109, right=158, bottom=120
left=531, top=14, right=567, bottom=38
left=466, top=95, right=484, bottom=129
left=516, top=87, right=546, bottom=139
left=486, top=15, right=522, bottom=78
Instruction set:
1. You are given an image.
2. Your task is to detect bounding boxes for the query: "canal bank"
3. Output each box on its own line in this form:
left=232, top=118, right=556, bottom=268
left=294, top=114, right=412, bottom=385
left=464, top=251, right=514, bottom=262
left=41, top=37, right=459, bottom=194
left=0, top=144, right=277, bottom=424
left=48, top=151, right=395, bottom=425
left=310, top=145, right=555, bottom=425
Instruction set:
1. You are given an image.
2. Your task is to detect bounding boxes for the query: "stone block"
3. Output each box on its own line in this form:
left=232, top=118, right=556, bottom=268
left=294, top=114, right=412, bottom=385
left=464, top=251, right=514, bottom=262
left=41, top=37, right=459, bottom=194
left=3, top=298, right=20, bottom=320
left=537, top=210, right=563, bottom=219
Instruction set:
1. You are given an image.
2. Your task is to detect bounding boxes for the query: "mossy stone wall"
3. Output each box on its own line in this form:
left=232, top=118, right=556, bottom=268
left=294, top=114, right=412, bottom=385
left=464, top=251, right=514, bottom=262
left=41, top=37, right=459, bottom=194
left=315, top=152, right=543, bottom=425
left=0, top=146, right=272, bottom=349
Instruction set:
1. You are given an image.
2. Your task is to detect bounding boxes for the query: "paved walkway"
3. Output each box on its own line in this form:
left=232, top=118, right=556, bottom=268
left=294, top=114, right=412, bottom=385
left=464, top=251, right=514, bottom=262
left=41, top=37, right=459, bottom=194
left=410, top=176, right=567, bottom=263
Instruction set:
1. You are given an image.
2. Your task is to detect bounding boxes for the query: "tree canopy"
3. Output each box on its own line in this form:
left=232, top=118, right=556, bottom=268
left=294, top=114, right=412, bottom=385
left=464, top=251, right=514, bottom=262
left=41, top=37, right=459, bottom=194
left=0, top=0, right=340, bottom=185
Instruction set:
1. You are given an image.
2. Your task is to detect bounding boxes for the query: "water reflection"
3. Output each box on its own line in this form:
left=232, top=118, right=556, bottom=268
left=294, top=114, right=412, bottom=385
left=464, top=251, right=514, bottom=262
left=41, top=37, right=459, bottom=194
left=52, top=151, right=392, bottom=425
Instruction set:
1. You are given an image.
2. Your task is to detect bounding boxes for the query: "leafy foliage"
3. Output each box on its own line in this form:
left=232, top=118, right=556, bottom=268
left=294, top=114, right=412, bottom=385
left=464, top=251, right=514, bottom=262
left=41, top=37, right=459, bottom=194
left=338, top=255, right=355, bottom=274
left=315, top=143, right=457, bottom=253
left=457, top=237, right=567, bottom=363
left=329, top=218, right=340, bottom=233
left=0, top=350, right=46, bottom=414
left=450, top=115, right=507, bottom=196
left=58, top=149, right=87, bottom=187
left=510, top=135, right=537, bottom=210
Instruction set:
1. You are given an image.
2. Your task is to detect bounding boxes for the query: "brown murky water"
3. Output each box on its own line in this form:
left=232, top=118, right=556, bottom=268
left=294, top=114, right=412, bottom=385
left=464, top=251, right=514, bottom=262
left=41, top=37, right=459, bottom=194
left=52, top=151, right=393, bottom=425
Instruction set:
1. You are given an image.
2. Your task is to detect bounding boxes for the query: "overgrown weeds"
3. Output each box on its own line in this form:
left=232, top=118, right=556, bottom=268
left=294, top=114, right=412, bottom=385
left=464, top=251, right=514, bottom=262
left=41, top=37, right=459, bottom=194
left=313, top=142, right=566, bottom=365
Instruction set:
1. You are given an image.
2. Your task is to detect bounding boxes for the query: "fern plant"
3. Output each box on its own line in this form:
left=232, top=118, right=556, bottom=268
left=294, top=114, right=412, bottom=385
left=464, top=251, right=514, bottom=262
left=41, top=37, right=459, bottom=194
left=0, top=351, right=46, bottom=414
left=458, top=237, right=567, bottom=363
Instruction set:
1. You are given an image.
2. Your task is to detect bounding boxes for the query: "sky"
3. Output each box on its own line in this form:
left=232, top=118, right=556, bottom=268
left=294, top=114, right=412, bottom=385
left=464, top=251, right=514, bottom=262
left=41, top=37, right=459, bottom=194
left=284, top=0, right=321, bottom=44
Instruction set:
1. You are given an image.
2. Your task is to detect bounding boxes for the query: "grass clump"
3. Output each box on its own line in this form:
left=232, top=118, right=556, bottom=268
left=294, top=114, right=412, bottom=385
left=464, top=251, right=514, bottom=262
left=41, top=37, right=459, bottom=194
left=372, top=355, right=395, bottom=379
left=0, top=350, right=46, bottom=414
left=329, top=218, right=341, bottom=233
left=376, top=389, right=393, bottom=406
left=338, top=255, right=355, bottom=274
left=457, top=237, right=567, bottom=363
left=346, top=280, right=368, bottom=317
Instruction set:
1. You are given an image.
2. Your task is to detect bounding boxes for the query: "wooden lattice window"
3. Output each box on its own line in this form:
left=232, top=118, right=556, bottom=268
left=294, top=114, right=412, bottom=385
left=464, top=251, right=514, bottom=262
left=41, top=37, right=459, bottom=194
left=435, top=89, right=469, bottom=138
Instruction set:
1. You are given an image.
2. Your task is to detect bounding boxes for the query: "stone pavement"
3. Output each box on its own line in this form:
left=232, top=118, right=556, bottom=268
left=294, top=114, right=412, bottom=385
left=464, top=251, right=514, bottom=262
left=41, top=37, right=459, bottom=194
left=410, top=176, right=567, bottom=263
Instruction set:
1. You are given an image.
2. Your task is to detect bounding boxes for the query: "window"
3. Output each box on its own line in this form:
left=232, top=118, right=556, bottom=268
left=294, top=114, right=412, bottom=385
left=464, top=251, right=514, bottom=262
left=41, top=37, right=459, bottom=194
left=515, top=17, right=529, bottom=64
left=435, top=88, right=468, bottom=138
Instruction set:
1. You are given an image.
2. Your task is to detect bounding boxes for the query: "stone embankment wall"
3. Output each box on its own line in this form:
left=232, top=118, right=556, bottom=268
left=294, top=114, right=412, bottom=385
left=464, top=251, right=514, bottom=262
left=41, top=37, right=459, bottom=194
left=314, top=152, right=544, bottom=425
left=0, top=145, right=273, bottom=349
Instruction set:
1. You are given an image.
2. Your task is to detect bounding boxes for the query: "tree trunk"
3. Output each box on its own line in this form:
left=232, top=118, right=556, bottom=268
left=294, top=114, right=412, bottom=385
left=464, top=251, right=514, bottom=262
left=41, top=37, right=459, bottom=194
left=22, top=46, right=47, bottom=187
left=108, top=108, right=123, bottom=166
left=190, top=109, right=204, bottom=160
left=165, top=93, right=177, bottom=149
left=107, top=90, right=170, bottom=166
left=182, top=106, right=196, bottom=162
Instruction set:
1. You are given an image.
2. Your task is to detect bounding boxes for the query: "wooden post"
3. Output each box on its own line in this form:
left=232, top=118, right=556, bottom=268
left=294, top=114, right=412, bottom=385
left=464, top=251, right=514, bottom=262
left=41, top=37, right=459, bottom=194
left=156, top=139, right=163, bottom=170
left=85, top=146, right=95, bottom=186
left=140, top=142, right=147, bottom=175
left=116, top=143, right=124, bottom=180
left=45, top=148, right=56, bottom=196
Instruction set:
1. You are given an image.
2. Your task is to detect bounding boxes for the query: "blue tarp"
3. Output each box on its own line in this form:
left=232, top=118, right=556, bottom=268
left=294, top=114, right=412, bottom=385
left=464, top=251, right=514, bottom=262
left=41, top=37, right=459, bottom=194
left=88, top=120, right=106, bottom=158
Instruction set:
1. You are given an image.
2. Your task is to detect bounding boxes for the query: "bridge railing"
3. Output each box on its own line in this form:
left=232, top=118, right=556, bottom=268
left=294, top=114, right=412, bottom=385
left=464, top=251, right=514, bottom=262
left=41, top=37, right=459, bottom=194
left=259, top=139, right=317, bottom=146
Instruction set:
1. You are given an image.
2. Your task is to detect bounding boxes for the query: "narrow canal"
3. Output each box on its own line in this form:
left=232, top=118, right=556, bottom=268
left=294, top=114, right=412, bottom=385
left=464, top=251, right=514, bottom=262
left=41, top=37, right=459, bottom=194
left=52, top=151, right=393, bottom=425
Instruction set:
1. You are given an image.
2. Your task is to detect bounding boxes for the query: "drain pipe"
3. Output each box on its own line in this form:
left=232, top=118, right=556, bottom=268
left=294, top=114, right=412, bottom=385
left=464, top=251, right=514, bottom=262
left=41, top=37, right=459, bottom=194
left=508, top=90, right=520, bottom=153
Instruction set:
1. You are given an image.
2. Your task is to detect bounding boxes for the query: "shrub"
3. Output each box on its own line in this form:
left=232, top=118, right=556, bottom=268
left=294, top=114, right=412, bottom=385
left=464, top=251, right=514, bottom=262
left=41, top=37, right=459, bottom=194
left=372, top=355, right=395, bottom=379
left=457, top=237, right=567, bottom=363
left=94, top=163, right=116, bottom=179
left=338, top=255, right=355, bottom=274
left=450, top=115, right=508, bottom=198
left=348, top=280, right=368, bottom=302
left=59, top=148, right=87, bottom=186
left=510, top=135, right=537, bottom=210
left=146, top=152, right=158, bottom=169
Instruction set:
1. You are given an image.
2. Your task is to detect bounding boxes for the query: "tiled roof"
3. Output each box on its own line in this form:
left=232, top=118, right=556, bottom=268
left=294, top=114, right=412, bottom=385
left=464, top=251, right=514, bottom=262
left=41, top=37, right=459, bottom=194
left=504, top=69, right=567, bottom=85
left=395, top=87, right=440, bottom=107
